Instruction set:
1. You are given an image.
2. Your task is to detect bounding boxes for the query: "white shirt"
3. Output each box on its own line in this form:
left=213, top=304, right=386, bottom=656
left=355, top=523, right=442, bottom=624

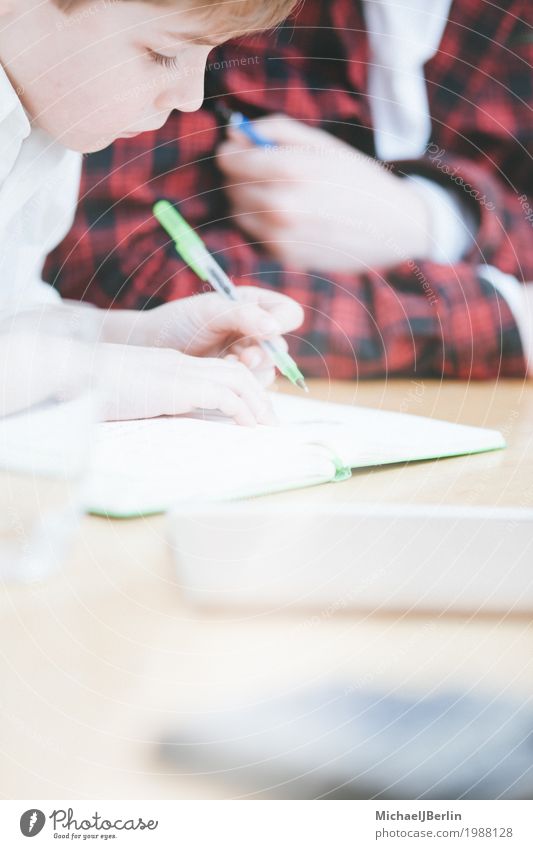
left=0, top=64, right=81, bottom=319
left=363, top=0, right=524, bottom=338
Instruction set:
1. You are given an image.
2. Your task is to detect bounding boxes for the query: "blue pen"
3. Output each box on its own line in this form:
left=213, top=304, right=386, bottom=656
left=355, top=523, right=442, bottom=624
left=228, top=111, right=274, bottom=148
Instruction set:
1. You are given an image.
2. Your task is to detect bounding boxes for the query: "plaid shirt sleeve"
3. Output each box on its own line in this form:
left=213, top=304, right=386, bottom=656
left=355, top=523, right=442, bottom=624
left=45, top=0, right=533, bottom=380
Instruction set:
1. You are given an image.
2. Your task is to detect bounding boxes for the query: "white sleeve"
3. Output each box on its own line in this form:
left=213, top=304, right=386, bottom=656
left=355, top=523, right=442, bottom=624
left=0, top=244, right=62, bottom=322
left=0, top=147, right=81, bottom=319
left=407, top=175, right=477, bottom=264
left=405, top=177, right=528, bottom=361
left=477, top=265, right=532, bottom=367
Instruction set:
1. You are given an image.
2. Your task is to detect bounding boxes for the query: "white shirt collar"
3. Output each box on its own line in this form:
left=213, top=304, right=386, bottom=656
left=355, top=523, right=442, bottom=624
left=0, top=62, right=31, bottom=140
left=363, top=0, right=453, bottom=67
left=363, top=0, right=453, bottom=159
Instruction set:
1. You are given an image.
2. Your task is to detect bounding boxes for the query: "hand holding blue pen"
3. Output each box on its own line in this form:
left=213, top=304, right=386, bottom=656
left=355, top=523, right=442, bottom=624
left=228, top=112, right=274, bottom=148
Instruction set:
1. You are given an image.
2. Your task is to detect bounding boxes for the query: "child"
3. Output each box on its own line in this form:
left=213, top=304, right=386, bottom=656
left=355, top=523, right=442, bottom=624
left=0, top=0, right=302, bottom=424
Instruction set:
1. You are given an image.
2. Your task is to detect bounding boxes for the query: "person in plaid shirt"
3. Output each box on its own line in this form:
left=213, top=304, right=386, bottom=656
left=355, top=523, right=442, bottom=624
left=46, top=0, right=533, bottom=380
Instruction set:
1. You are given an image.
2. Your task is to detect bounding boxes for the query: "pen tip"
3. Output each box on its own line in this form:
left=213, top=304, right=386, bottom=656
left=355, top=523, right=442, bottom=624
left=296, top=378, right=309, bottom=392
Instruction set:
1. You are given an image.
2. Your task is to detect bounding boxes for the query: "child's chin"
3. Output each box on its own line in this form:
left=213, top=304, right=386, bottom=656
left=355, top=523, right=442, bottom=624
left=65, top=134, right=115, bottom=154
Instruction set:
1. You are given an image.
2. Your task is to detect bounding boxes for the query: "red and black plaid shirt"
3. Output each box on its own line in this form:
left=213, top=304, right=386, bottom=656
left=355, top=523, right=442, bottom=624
left=45, top=0, right=533, bottom=380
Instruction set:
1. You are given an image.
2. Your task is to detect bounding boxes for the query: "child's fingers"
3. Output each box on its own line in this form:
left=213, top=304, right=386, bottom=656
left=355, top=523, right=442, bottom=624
left=225, top=349, right=278, bottom=389
left=214, top=359, right=277, bottom=425
left=236, top=288, right=305, bottom=333
left=199, top=382, right=258, bottom=427
left=228, top=338, right=288, bottom=368
left=254, top=366, right=277, bottom=389
left=241, top=347, right=263, bottom=370
left=209, top=299, right=282, bottom=339
left=193, top=290, right=302, bottom=349
left=99, top=344, right=277, bottom=425
left=171, top=351, right=271, bottom=425
left=228, top=346, right=263, bottom=370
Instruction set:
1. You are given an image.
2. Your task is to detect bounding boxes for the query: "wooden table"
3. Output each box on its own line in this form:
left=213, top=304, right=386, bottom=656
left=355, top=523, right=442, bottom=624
left=1, top=380, right=532, bottom=799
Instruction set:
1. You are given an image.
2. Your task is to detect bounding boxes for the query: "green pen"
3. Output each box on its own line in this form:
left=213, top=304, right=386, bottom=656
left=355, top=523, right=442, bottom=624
left=153, top=200, right=308, bottom=392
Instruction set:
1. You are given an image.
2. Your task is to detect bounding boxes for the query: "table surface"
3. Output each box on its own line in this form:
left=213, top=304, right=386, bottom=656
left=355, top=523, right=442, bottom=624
left=1, top=379, right=533, bottom=799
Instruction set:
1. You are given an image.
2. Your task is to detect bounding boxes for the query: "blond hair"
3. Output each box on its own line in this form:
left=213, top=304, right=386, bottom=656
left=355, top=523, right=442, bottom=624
left=53, top=0, right=297, bottom=34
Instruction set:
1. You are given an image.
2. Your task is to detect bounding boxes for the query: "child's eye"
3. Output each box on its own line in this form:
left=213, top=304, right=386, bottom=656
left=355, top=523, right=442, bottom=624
left=149, top=50, right=180, bottom=71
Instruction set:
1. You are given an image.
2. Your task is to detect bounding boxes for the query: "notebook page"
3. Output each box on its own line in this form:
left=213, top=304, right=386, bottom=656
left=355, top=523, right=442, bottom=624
left=84, top=416, right=336, bottom=517
left=271, top=394, right=505, bottom=468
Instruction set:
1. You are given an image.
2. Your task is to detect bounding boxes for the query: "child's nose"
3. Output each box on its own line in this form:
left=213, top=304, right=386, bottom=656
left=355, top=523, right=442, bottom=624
left=156, top=78, right=205, bottom=114
left=179, top=89, right=205, bottom=113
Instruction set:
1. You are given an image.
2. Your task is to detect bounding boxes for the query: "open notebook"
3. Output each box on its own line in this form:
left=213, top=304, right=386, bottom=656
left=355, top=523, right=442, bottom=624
left=83, top=393, right=505, bottom=518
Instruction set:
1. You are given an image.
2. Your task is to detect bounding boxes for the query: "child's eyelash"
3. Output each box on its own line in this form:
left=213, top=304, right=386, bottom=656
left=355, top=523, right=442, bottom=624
left=150, top=51, right=179, bottom=71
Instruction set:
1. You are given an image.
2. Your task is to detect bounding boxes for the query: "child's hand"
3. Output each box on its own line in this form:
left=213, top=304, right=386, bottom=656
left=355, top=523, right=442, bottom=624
left=133, top=288, right=304, bottom=386
left=98, top=343, right=277, bottom=426
left=216, top=115, right=430, bottom=273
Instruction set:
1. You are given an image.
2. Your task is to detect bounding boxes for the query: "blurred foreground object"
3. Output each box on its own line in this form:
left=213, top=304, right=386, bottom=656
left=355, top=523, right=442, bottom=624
left=160, top=685, right=533, bottom=800
left=170, top=503, right=533, bottom=615
left=0, top=308, right=99, bottom=583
